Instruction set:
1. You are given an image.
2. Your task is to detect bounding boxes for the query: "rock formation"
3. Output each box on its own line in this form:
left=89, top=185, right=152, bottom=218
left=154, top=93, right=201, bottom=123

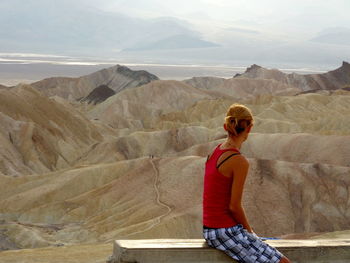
left=234, top=61, right=350, bottom=91
left=87, top=80, right=231, bottom=130
left=0, top=84, right=103, bottom=176
left=185, top=76, right=301, bottom=98
left=80, top=85, right=116, bottom=105
left=31, top=65, right=159, bottom=100
left=184, top=76, right=226, bottom=91
left=0, top=63, right=350, bottom=254
left=1, top=154, right=349, bottom=245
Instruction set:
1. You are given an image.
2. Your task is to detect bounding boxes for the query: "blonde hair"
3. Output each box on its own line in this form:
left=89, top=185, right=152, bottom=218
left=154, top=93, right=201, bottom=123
left=225, top=103, right=254, bottom=136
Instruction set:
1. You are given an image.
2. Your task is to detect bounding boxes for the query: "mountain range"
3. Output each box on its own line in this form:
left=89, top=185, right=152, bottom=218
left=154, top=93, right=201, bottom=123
left=23, top=61, right=350, bottom=102
left=1, top=0, right=350, bottom=68
left=0, top=62, right=350, bottom=262
left=0, top=0, right=216, bottom=55
left=31, top=65, right=158, bottom=100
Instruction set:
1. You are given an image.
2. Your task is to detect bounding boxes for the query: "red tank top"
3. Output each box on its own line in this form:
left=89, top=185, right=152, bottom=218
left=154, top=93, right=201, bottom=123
left=203, top=144, right=240, bottom=228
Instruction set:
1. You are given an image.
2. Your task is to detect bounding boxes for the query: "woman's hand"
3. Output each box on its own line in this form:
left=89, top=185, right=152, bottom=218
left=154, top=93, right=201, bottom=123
left=251, top=231, right=259, bottom=239
left=247, top=230, right=262, bottom=241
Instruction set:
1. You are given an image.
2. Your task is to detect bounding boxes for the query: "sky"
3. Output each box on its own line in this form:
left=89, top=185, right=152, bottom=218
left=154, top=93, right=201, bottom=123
left=94, top=0, right=350, bottom=34
left=1, top=0, right=350, bottom=69
left=80, top=0, right=350, bottom=55
left=94, top=0, right=346, bottom=20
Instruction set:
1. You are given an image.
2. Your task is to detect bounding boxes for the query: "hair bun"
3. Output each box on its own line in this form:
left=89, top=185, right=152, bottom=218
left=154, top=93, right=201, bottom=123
left=224, top=103, right=254, bottom=136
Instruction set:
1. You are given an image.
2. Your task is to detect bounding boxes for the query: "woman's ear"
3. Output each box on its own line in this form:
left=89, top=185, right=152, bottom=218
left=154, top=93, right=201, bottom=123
left=246, top=124, right=253, bottom=133
left=223, top=123, right=228, bottom=131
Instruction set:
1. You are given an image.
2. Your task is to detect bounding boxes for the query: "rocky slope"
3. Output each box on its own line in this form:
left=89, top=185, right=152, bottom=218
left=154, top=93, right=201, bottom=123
left=0, top=63, right=349, bottom=254
left=87, top=80, right=233, bottom=130
left=31, top=65, right=159, bottom=100
left=234, top=61, right=350, bottom=91
left=86, top=85, right=350, bottom=135
left=184, top=76, right=301, bottom=98
left=0, top=84, right=103, bottom=176
left=0, top=154, right=349, bottom=247
left=184, top=76, right=226, bottom=91
left=80, top=85, right=115, bottom=105
left=155, top=92, right=350, bottom=135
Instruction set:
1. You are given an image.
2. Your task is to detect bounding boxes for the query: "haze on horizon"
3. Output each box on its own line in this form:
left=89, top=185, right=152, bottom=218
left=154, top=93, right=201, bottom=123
left=1, top=0, right=350, bottom=69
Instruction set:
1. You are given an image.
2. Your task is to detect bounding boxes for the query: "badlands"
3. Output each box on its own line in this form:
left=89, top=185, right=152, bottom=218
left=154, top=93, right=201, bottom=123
left=0, top=62, right=350, bottom=262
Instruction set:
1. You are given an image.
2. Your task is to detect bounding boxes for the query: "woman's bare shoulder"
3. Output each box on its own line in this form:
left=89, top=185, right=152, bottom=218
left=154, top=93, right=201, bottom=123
left=206, top=146, right=216, bottom=162
left=229, top=153, right=249, bottom=167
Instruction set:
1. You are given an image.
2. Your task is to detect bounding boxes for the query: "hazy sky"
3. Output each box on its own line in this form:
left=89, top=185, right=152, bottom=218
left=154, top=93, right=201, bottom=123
left=3, top=0, right=350, bottom=44
left=93, top=0, right=350, bottom=34
left=1, top=0, right=350, bottom=68
left=93, top=0, right=349, bottom=20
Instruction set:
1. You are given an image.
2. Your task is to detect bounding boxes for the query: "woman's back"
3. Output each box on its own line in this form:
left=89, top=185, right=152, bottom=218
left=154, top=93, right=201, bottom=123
left=202, top=103, right=291, bottom=263
left=202, top=143, right=240, bottom=228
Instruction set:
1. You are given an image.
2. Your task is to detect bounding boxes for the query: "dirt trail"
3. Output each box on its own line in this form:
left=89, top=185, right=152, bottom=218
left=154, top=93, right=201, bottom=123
left=150, top=158, right=172, bottom=219
left=125, top=158, right=172, bottom=237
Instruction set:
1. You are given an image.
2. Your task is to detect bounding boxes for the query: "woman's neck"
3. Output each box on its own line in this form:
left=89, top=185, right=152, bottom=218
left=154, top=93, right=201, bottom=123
left=224, top=135, right=244, bottom=150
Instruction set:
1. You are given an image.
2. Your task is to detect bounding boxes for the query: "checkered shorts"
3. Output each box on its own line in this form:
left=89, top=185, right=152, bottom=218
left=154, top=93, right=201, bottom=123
left=203, top=224, right=283, bottom=263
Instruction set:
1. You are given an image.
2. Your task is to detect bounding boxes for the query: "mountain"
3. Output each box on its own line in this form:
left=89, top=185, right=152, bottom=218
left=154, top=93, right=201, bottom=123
left=0, top=0, right=204, bottom=55
left=1, top=144, right=349, bottom=248
left=80, top=85, right=115, bottom=105
left=235, top=62, right=350, bottom=91
left=0, top=84, right=103, bottom=176
left=184, top=76, right=300, bottom=98
left=76, top=126, right=216, bottom=164
left=31, top=65, right=159, bottom=100
left=86, top=79, right=233, bottom=131
left=155, top=92, right=350, bottom=135
left=183, top=76, right=226, bottom=91
left=311, top=27, right=350, bottom=46
left=124, top=34, right=219, bottom=51
left=1, top=63, right=350, bottom=257
left=2, top=0, right=350, bottom=68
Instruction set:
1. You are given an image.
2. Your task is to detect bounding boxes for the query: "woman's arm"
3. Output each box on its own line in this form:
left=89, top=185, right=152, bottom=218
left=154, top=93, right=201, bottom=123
left=228, top=155, right=253, bottom=232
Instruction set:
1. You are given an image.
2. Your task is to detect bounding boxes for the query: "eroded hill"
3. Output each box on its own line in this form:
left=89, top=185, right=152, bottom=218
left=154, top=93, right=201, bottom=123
left=0, top=63, right=350, bottom=253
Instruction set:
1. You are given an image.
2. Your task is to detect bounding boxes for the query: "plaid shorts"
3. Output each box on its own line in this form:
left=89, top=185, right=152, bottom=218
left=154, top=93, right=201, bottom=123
left=203, top=224, right=283, bottom=263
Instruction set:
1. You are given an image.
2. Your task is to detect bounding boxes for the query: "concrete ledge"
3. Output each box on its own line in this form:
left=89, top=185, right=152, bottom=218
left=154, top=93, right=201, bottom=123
left=107, top=239, right=350, bottom=263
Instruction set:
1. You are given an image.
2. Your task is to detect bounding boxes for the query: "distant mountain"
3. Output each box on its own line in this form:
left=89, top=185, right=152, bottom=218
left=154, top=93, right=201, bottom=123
left=31, top=65, right=159, bottom=100
left=225, top=27, right=260, bottom=34
left=235, top=62, right=350, bottom=91
left=80, top=85, right=115, bottom=105
left=184, top=77, right=226, bottom=91
left=0, top=0, right=205, bottom=55
left=311, top=27, right=350, bottom=46
left=124, top=34, right=219, bottom=51
left=184, top=75, right=300, bottom=98
left=87, top=80, right=228, bottom=130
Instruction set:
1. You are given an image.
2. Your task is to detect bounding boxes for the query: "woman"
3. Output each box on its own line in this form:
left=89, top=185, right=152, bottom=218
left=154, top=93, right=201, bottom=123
left=202, top=103, right=291, bottom=263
